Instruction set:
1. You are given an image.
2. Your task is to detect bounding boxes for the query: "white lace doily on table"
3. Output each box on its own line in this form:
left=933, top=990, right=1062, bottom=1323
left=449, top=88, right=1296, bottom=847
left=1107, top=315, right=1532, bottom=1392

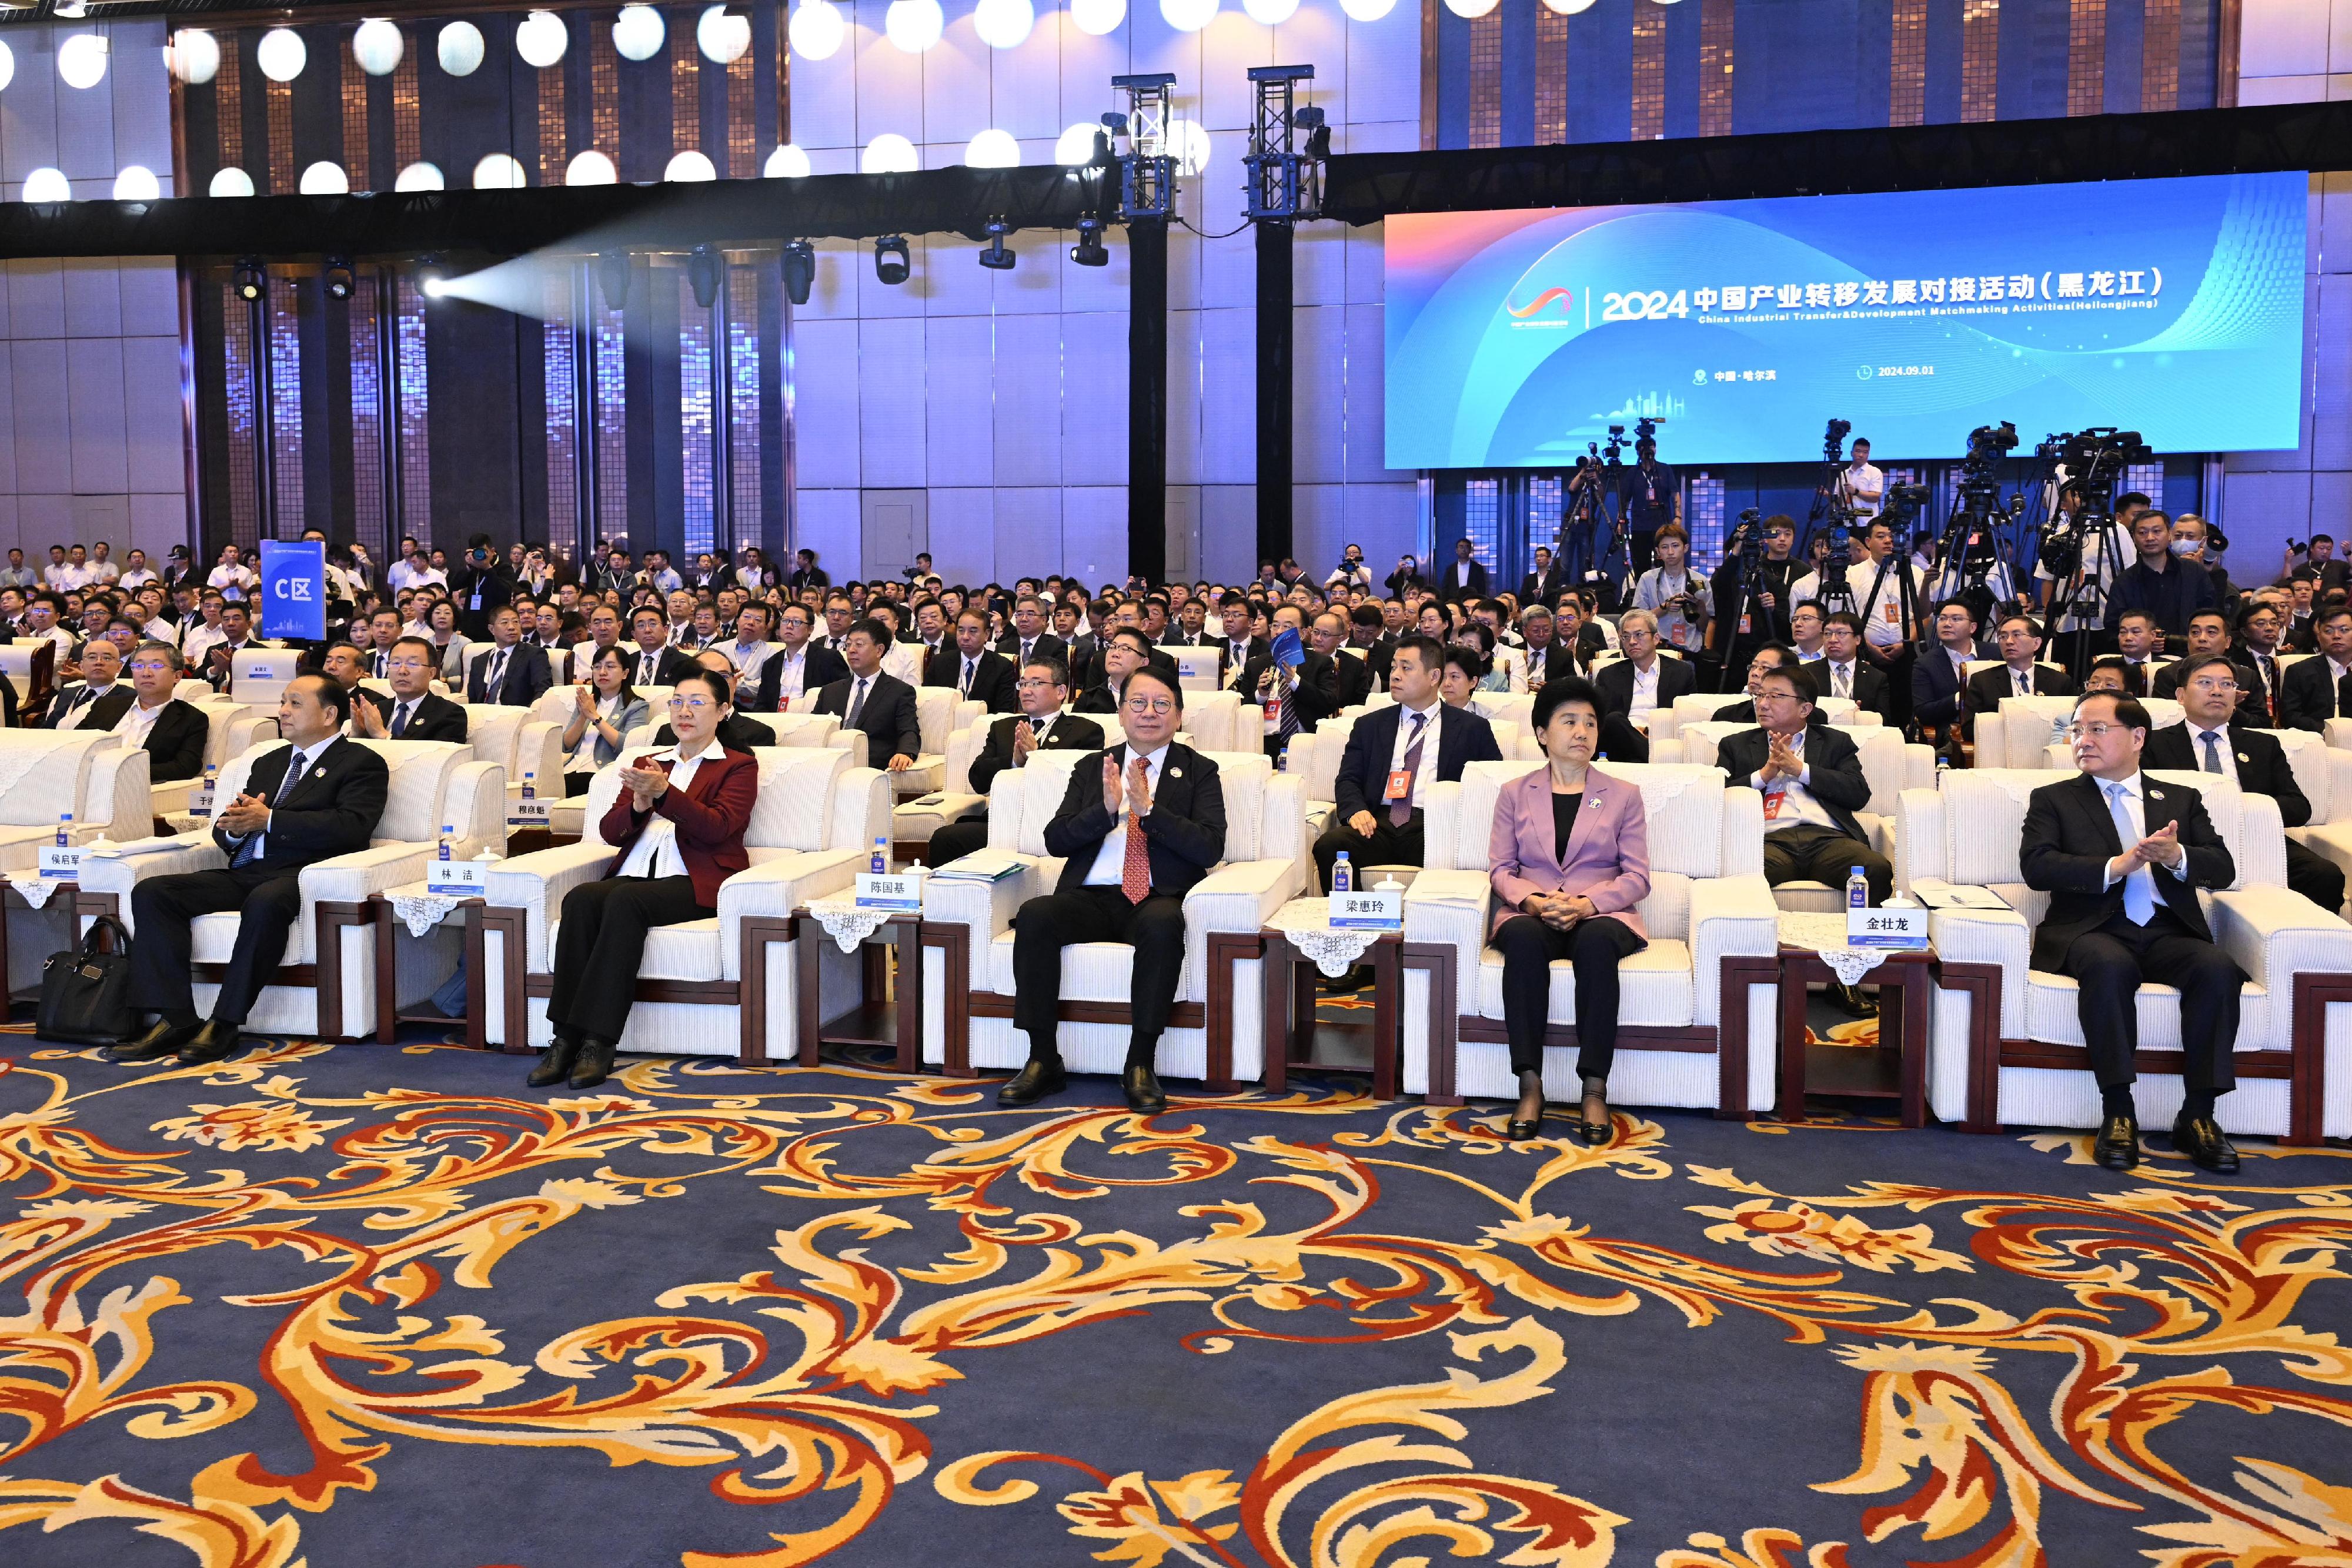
left=1270, top=897, right=1390, bottom=978
left=390, top=891, right=467, bottom=938
left=807, top=895, right=896, bottom=955
left=5, top=874, right=62, bottom=910
left=1778, top=910, right=1898, bottom=985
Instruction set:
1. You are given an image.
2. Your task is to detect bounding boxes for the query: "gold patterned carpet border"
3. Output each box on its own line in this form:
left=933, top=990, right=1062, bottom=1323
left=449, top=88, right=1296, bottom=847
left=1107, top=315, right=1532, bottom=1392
left=0, top=1031, right=2347, bottom=1567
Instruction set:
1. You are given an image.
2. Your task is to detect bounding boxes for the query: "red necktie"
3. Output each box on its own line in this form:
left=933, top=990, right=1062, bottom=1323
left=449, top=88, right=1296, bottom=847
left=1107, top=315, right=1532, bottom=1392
left=1120, top=780, right=1150, bottom=904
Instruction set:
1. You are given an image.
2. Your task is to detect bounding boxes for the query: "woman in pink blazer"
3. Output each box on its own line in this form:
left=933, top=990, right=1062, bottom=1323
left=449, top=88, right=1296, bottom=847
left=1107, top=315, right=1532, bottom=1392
left=1489, top=677, right=1651, bottom=1144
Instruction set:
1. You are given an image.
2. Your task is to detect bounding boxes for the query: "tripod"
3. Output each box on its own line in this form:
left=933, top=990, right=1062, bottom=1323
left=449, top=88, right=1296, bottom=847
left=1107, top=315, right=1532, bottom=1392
left=1555, top=457, right=1617, bottom=609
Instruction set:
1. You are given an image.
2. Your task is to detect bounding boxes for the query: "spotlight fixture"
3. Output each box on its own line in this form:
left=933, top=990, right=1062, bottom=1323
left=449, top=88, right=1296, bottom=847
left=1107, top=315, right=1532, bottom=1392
left=873, top=235, right=910, bottom=287
left=1295, top=105, right=1331, bottom=161
left=781, top=241, right=816, bottom=306
left=323, top=258, right=356, bottom=301
left=233, top=258, right=266, bottom=302
left=979, top=219, right=1015, bottom=272
left=1070, top=218, right=1109, bottom=268
left=415, top=256, right=449, bottom=298
left=686, top=244, right=721, bottom=310
left=599, top=252, right=632, bottom=311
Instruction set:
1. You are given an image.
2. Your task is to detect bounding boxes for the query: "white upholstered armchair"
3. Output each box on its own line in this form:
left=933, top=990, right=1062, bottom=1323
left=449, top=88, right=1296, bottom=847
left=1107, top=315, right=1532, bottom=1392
left=1401, top=760, right=1783, bottom=1116
left=1900, top=767, right=2352, bottom=1142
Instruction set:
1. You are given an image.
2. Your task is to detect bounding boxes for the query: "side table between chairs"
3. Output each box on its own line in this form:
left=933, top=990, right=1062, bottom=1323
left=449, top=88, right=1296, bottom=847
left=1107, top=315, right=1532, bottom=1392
left=1773, top=910, right=1929, bottom=1127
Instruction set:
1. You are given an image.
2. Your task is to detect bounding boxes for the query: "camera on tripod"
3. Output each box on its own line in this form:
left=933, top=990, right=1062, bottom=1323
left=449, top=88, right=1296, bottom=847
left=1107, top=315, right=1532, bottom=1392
left=1731, top=506, right=1765, bottom=576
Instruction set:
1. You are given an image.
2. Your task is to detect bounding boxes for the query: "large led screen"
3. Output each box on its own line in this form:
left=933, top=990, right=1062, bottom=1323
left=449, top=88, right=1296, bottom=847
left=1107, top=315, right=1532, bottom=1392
left=1384, top=172, right=2307, bottom=467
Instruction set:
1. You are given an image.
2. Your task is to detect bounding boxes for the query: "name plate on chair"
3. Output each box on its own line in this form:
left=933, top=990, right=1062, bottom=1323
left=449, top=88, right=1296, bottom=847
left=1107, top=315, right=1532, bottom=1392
left=426, top=858, right=492, bottom=897
left=506, top=795, right=552, bottom=827
left=1329, top=888, right=1403, bottom=931
left=188, top=783, right=215, bottom=819
left=38, top=844, right=82, bottom=881
left=243, top=661, right=283, bottom=683
left=1848, top=908, right=1927, bottom=949
left=854, top=870, right=925, bottom=911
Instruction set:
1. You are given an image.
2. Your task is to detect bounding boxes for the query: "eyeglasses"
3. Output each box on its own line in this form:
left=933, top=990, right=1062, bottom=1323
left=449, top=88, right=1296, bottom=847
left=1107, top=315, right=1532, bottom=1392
left=1014, top=676, right=1061, bottom=690
left=2186, top=678, right=2240, bottom=694
left=668, top=696, right=716, bottom=713
left=1123, top=696, right=1176, bottom=717
left=2062, top=722, right=2133, bottom=740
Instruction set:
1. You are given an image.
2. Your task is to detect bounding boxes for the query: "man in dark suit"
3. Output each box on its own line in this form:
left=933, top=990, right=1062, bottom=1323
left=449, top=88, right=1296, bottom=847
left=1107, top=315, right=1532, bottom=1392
left=1594, top=609, right=1697, bottom=725
left=2112, top=610, right=2166, bottom=697
left=1713, top=644, right=1829, bottom=728
left=1311, top=611, right=1376, bottom=710
left=1967, top=612, right=2078, bottom=716
left=1073, top=628, right=1154, bottom=716
left=788, top=549, right=830, bottom=592
left=120, top=640, right=209, bottom=783
left=466, top=606, right=554, bottom=708
left=811, top=618, right=923, bottom=773
left=926, top=610, right=1019, bottom=713
left=2278, top=603, right=2352, bottom=732
left=1208, top=594, right=1266, bottom=692
left=348, top=636, right=467, bottom=742
left=1811, top=612, right=1892, bottom=718
left=927, top=654, right=1104, bottom=865
left=995, top=595, right=1067, bottom=671
left=1311, top=634, right=1502, bottom=893
left=2147, top=653, right=2344, bottom=914
left=653, top=648, right=776, bottom=753
left=1719, top=664, right=1887, bottom=904
left=2020, top=691, right=2245, bottom=1173
left=2151, top=610, right=2259, bottom=706
left=1519, top=546, right=1563, bottom=609
left=1910, top=598, right=1982, bottom=743
left=1440, top=539, right=1489, bottom=603
left=2234, top=600, right=2290, bottom=727
left=1516, top=607, right=1581, bottom=687
left=746, top=602, right=848, bottom=711
left=105, top=676, right=389, bottom=1067
left=998, top=664, right=1224, bottom=1115
left=1238, top=606, right=1342, bottom=759
left=623, top=606, right=699, bottom=689
left=39, top=639, right=135, bottom=731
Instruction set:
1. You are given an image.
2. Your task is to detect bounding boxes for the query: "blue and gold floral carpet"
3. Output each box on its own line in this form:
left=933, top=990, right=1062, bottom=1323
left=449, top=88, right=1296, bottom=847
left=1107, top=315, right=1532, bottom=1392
left=2, top=1028, right=2348, bottom=1567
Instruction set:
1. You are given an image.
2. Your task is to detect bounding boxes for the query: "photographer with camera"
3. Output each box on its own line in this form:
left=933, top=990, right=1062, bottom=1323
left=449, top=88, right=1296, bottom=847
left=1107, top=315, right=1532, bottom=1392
left=1707, top=513, right=1798, bottom=691
left=1616, top=424, right=1677, bottom=576
left=1633, top=523, right=1709, bottom=659
left=448, top=533, right=513, bottom=640
left=1792, top=519, right=1925, bottom=723
left=2278, top=534, right=2347, bottom=593
left=1839, top=438, right=1883, bottom=520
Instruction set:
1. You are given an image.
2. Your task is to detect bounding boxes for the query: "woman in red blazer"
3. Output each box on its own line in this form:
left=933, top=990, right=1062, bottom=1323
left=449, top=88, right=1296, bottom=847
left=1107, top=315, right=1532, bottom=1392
left=1488, top=676, right=1652, bottom=1145
left=532, top=666, right=759, bottom=1091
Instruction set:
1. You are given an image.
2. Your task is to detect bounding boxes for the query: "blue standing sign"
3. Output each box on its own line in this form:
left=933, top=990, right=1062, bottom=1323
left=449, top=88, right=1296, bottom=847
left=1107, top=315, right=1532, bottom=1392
left=258, top=540, right=327, bottom=643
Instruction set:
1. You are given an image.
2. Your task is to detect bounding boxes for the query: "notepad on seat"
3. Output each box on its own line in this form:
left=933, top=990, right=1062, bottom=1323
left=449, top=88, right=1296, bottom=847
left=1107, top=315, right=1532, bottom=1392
left=928, top=850, right=1027, bottom=883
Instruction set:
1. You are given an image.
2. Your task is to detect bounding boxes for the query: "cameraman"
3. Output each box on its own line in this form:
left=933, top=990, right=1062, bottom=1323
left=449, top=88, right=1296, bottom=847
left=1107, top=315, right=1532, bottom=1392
left=2278, top=533, right=2348, bottom=593
left=1618, top=433, right=1678, bottom=576
left=1708, top=514, right=1798, bottom=690
left=1840, top=437, right=1884, bottom=520
left=2035, top=488, right=2143, bottom=639
left=1793, top=520, right=1925, bottom=724
left=447, top=533, right=513, bottom=640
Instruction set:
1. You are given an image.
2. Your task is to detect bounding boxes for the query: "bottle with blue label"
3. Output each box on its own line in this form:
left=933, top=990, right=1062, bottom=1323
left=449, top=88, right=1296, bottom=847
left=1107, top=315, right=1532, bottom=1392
left=1331, top=851, right=1353, bottom=895
left=520, top=770, right=536, bottom=803
left=871, top=835, right=888, bottom=875
left=193, top=763, right=218, bottom=818
left=438, top=824, right=454, bottom=862
left=56, top=813, right=70, bottom=848
left=1846, top=864, right=1869, bottom=912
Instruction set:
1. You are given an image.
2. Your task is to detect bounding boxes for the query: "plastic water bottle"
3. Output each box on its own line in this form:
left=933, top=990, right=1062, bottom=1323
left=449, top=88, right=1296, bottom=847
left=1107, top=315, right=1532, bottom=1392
left=195, top=763, right=217, bottom=818
left=520, top=770, right=536, bottom=803
left=870, top=835, right=888, bottom=875
left=1331, top=851, right=1354, bottom=895
left=56, top=812, right=70, bottom=848
left=1846, top=864, right=1869, bottom=912
left=438, top=824, right=453, bottom=862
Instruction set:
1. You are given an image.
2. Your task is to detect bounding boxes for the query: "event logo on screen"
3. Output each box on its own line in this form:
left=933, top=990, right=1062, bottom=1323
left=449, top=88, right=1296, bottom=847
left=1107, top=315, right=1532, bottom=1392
left=1384, top=172, right=2306, bottom=467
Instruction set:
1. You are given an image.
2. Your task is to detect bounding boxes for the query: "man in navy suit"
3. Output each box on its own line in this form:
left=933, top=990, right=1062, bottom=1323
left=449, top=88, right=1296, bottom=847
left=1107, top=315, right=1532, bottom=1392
left=1440, top=539, right=1489, bottom=603
left=1311, top=634, right=1503, bottom=894
left=1910, top=598, right=1982, bottom=752
left=466, top=606, right=554, bottom=707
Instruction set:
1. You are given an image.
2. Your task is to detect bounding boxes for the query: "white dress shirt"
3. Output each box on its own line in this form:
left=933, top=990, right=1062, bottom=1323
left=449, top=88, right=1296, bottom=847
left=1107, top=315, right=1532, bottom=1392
left=115, top=696, right=168, bottom=748
left=55, top=681, right=116, bottom=730
left=2184, top=723, right=2239, bottom=785
left=1625, top=658, right=1662, bottom=718
left=614, top=744, right=712, bottom=880
left=1823, top=659, right=1857, bottom=700
left=1083, top=743, right=1170, bottom=888
left=1749, top=728, right=1836, bottom=833
left=2097, top=771, right=2192, bottom=895
left=2004, top=663, right=2041, bottom=697
left=1387, top=701, right=1442, bottom=811
left=234, top=736, right=337, bottom=861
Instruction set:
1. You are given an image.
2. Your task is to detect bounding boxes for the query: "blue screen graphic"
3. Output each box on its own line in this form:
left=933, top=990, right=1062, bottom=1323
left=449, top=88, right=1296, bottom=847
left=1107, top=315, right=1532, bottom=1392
left=1384, top=172, right=2307, bottom=467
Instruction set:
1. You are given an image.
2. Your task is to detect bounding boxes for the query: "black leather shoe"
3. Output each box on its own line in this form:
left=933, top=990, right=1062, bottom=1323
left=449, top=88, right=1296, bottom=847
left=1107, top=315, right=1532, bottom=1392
left=1320, top=965, right=1372, bottom=994
left=1122, top=1064, right=1167, bottom=1114
left=174, top=1019, right=243, bottom=1066
left=527, top=1035, right=583, bottom=1087
left=1578, top=1098, right=1612, bottom=1146
left=996, top=1058, right=1066, bottom=1106
left=1505, top=1115, right=1543, bottom=1141
left=567, top=1036, right=617, bottom=1090
left=103, top=1018, right=201, bottom=1064
left=2093, top=1114, right=2141, bottom=1171
left=2173, top=1114, right=2239, bottom=1174
left=1824, top=981, right=1879, bottom=1018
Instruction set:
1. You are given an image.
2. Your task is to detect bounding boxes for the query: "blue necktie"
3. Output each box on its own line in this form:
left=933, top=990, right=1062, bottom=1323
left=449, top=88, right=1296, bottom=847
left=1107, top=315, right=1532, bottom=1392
left=2104, top=780, right=2155, bottom=924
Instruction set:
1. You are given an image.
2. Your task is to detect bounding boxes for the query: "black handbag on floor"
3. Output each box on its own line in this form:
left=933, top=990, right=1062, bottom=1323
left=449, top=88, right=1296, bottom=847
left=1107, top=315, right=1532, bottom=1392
left=36, top=916, right=137, bottom=1045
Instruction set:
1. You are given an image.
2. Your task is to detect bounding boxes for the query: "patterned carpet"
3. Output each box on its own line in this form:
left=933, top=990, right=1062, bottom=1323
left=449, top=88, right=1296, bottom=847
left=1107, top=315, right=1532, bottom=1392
left=2, top=1028, right=2348, bottom=1568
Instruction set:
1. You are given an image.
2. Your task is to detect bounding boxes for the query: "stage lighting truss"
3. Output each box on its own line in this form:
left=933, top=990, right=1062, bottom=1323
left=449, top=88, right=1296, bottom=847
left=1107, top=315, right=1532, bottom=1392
left=233, top=258, right=267, bottom=303
left=979, top=218, right=1015, bottom=272
left=1108, top=73, right=1177, bottom=222
left=1070, top=217, right=1109, bottom=268
left=323, top=258, right=356, bottom=301
left=1244, top=65, right=1324, bottom=222
left=687, top=243, right=723, bottom=309
left=873, top=235, right=911, bottom=286
left=781, top=240, right=816, bottom=306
